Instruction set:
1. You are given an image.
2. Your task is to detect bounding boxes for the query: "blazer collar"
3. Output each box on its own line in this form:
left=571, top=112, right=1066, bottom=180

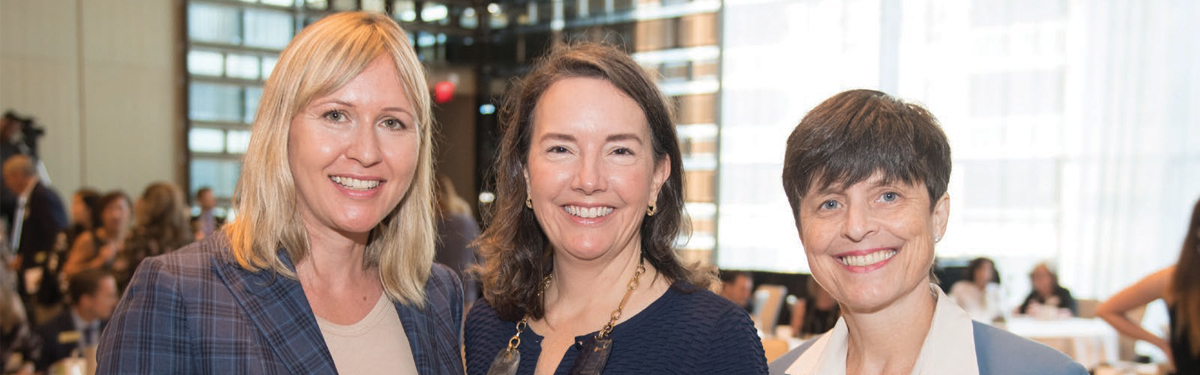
left=211, top=243, right=338, bottom=375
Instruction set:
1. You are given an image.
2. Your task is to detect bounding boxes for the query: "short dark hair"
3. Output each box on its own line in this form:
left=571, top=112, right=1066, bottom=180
left=68, top=268, right=114, bottom=303
left=719, top=270, right=751, bottom=284
left=97, top=190, right=131, bottom=222
left=476, top=42, right=705, bottom=321
left=196, top=187, right=212, bottom=199
left=781, top=89, right=951, bottom=228
left=966, top=257, right=998, bottom=284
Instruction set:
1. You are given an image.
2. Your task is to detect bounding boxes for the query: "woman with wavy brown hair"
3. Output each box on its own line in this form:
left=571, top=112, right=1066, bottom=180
left=111, top=182, right=192, bottom=289
left=1099, top=197, right=1200, bottom=373
left=464, top=42, right=767, bottom=375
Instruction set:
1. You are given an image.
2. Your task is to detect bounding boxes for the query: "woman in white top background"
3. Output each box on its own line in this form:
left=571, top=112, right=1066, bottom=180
left=950, top=257, right=1006, bottom=323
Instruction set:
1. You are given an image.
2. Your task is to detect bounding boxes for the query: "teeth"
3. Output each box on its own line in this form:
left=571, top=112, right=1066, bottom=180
left=330, top=176, right=381, bottom=191
left=840, top=250, right=897, bottom=267
left=564, top=205, right=614, bottom=219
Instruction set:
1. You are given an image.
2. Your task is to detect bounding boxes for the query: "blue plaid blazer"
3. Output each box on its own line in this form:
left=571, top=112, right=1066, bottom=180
left=96, top=232, right=465, bottom=374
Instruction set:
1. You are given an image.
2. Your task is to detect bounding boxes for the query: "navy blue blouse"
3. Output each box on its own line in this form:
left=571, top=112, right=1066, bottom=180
left=465, top=283, right=768, bottom=375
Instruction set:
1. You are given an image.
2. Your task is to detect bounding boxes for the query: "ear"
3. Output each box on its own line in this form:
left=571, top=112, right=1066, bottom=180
left=649, top=155, right=671, bottom=206
left=523, top=166, right=532, bottom=200
left=932, top=192, right=950, bottom=242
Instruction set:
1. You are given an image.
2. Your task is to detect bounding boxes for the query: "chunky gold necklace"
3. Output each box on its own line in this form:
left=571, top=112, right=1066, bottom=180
left=487, top=259, right=646, bottom=375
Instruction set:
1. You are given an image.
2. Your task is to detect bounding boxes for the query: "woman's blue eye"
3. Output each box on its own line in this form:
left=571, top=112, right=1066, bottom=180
left=882, top=192, right=898, bottom=202
left=820, top=200, right=839, bottom=210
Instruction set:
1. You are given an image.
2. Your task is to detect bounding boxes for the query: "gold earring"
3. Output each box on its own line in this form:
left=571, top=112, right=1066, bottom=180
left=526, top=197, right=533, bottom=209
left=647, top=203, right=657, bottom=216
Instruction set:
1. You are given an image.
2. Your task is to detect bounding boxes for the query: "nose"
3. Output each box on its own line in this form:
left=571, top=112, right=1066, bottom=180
left=571, top=154, right=606, bottom=195
left=345, top=122, right=383, bottom=167
left=842, top=202, right=877, bottom=242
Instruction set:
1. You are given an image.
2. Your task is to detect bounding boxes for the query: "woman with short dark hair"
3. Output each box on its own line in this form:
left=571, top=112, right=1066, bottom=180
left=769, top=89, right=1084, bottom=375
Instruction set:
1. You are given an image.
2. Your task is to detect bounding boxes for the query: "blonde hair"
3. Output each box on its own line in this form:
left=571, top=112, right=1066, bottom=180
left=225, top=11, right=435, bottom=307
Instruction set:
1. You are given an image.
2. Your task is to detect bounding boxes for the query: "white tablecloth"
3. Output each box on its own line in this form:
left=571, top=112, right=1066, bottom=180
left=1003, top=317, right=1120, bottom=370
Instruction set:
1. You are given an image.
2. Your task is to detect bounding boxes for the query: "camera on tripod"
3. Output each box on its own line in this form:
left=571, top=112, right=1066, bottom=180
left=2, top=110, right=44, bottom=158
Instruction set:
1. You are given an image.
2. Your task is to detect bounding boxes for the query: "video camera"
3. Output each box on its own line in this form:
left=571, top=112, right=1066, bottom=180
left=2, top=110, right=45, bottom=158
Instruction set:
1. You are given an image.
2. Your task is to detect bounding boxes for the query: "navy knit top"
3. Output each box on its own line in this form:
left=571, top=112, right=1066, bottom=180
left=465, top=282, right=769, bottom=375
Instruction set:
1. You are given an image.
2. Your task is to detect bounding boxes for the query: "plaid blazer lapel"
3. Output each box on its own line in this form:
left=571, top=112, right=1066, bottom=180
left=396, top=300, right=434, bottom=372
left=212, top=250, right=338, bottom=375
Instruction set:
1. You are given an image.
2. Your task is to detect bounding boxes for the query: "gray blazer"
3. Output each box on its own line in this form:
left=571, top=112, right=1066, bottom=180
left=769, top=321, right=1088, bottom=375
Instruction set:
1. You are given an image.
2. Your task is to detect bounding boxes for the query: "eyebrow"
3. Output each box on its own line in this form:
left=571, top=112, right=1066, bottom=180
left=538, top=133, right=645, bottom=144
left=314, top=100, right=412, bottom=115
left=606, top=133, right=644, bottom=144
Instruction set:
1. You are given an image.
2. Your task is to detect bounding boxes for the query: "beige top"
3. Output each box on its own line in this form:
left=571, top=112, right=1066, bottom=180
left=786, top=285, right=980, bottom=375
left=316, top=295, right=419, bottom=375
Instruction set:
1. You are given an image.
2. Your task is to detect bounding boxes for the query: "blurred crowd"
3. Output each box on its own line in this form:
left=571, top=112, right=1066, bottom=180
left=1, top=112, right=226, bottom=374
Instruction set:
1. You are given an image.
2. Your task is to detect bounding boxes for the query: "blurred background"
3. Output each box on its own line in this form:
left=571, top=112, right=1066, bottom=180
left=2, top=0, right=1199, bottom=325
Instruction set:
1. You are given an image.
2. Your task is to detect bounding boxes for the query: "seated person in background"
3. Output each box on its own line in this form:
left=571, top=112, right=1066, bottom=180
left=949, top=257, right=1006, bottom=323
left=790, top=276, right=839, bottom=338
left=189, top=187, right=224, bottom=241
left=2, top=237, right=42, bottom=374
left=61, top=191, right=131, bottom=279
left=1016, top=262, right=1077, bottom=318
left=34, top=268, right=118, bottom=372
left=720, top=270, right=754, bottom=310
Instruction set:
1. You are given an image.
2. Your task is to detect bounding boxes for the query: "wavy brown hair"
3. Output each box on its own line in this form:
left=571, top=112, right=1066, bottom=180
left=477, top=42, right=708, bottom=321
left=1170, top=197, right=1200, bottom=356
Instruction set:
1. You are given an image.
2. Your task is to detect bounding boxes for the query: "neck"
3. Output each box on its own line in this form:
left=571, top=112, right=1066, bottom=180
left=73, top=305, right=97, bottom=323
left=974, top=280, right=988, bottom=289
left=294, top=221, right=372, bottom=289
left=843, top=283, right=936, bottom=375
left=544, top=243, right=651, bottom=316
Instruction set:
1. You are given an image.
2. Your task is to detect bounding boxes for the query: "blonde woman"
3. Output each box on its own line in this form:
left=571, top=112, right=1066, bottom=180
left=97, top=12, right=463, bottom=374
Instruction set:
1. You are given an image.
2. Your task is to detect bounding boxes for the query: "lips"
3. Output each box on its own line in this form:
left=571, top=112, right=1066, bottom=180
left=329, top=175, right=382, bottom=191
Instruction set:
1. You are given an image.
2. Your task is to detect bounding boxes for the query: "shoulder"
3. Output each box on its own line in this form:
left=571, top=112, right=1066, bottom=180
left=35, top=310, right=74, bottom=335
left=768, top=338, right=819, bottom=375
left=423, top=263, right=463, bottom=310
left=972, top=321, right=1087, bottom=375
left=426, top=263, right=463, bottom=297
left=465, top=297, right=505, bottom=331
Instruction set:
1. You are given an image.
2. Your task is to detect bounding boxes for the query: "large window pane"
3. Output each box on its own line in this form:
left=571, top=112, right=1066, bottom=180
left=226, top=130, right=252, bottom=154
left=189, top=83, right=243, bottom=122
left=190, top=159, right=242, bottom=199
left=188, top=50, right=225, bottom=76
left=189, top=3, right=241, bottom=45
left=188, top=128, right=226, bottom=153
left=244, top=86, right=263, bottom=124
left=226, top=54, right=260, bottom=80
left=243, top=9, right=294, bottom=49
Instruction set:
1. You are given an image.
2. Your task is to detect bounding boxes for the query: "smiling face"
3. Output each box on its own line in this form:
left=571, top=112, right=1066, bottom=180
left=524, top=77, right=670, bottom=263
left=796, top=173, right=949, bottom=314
left=288, top=55, right=419, bottom=242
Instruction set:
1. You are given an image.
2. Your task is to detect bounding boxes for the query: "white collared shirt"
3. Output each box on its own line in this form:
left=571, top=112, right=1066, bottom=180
left=786, top=285, right=980, bottom=375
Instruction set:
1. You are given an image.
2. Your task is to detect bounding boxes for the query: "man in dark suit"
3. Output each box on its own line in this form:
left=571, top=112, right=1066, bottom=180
left=34, top=269, right=118, bottom=371
left=189, top=187, right=225, bottom=240
left=3, top=154, right=68, bottom=318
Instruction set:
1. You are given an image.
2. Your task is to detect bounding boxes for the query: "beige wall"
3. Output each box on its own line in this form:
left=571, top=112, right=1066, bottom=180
left=0, top=0, right=182, bottom=203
